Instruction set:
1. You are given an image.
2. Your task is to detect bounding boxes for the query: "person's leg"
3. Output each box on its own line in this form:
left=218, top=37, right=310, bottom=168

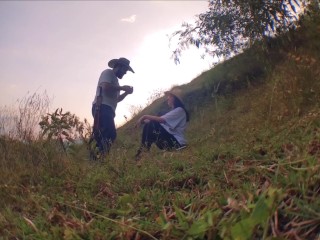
left=135, top=121, right=159, bottom=159
left=91, top=104, right=105, bottom=156
left=100, top=105, right=116, bottom=154
left=90, top=104, right=100, bottom=160
left=154, top=126, right=181, bottom=150
left=94, top=105, right=116, bottom=155
left=141, top=121, right=160, bottom=149
left=135, top=121, right=181, bottom=159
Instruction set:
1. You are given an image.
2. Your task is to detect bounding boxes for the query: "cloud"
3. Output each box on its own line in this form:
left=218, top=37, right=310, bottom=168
left=121, top=14, right=136, bottom=23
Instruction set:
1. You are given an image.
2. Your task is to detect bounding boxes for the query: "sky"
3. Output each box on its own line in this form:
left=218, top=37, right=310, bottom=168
left=0, top=1, right=214, bottom=127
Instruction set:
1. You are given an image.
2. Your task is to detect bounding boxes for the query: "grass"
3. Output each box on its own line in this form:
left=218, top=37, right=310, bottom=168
left=1, top=10, right=320, bottom=240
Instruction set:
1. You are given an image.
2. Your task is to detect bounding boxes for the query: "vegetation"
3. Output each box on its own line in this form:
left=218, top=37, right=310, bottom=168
left=171, top=0, right=313, bottom=63
left=0, top=8, right=320, bottom=240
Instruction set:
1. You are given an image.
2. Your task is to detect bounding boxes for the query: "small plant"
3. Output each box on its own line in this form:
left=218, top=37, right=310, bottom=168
left=39, top=108, right=86, bottom=153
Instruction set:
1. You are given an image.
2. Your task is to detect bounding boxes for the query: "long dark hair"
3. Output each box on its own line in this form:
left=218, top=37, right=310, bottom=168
left=172, top=96, right=190, bottom=122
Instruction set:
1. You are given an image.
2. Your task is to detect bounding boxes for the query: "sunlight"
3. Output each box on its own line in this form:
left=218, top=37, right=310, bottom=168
left=114, top=28, right=214, bottom=127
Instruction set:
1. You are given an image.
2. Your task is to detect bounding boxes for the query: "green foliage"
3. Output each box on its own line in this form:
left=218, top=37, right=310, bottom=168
left=230, top=188, right=283, bottom=240
left=39, top=108, right=87, bottom=153
left=171, top=0, right=312, bottom=63
left=1, top=10, right=320, bottom=240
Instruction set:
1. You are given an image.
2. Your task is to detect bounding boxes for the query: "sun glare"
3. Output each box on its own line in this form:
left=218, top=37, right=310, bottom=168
left=114, top=29, right=213, bottom=127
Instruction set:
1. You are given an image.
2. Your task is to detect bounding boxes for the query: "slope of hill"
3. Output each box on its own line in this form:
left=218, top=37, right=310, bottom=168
left=0, top=10, right=319, bottom=240
left=116, top=12, right=320, bottom=239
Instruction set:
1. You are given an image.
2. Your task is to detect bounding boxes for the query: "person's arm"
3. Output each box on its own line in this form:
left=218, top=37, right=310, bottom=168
left=101, top=82, right=133, bottom=101
left=102, top=82, right=132, bottom=93
left=159, top=107, right=186, bottom=129
left=138, top=115, right=165, bottom=124
left=117, top=85, right=133, bottom=102
left=117, top=91, right=129, bottom=102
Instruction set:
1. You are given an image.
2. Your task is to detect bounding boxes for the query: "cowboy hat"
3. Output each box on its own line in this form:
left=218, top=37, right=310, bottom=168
left=108, top=57, right=135, bottom=73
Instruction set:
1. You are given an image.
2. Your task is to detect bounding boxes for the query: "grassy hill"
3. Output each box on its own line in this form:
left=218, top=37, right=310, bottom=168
left=1, top=11, right=320, bottom=240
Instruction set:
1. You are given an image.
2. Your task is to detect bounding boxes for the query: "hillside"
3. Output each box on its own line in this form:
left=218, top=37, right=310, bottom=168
left=1, top=11, right=320, bottom=240
left=119, top=12, right=320, bottom=161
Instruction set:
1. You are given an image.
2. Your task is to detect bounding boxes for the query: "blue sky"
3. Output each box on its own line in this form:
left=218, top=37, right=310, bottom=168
left=0, top=1, right=214, bottom=127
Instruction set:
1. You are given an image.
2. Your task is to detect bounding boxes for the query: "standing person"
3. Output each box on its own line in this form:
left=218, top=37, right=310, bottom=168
left=134, top=88, right=189, bottom=160
left=92, top=57, right=134, bottom=157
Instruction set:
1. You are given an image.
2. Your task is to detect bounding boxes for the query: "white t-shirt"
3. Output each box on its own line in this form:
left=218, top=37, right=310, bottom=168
left=160, top=107, right=187, bottom=145
left=92, top=69, right=119, bottom=113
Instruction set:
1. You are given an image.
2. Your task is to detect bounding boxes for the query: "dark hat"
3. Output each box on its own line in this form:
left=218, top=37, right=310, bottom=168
left=108, top=57, right=134, bottom=73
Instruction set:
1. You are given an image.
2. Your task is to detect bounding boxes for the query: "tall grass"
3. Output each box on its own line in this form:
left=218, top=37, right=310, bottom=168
left=1, top=11, right=320, bottom=240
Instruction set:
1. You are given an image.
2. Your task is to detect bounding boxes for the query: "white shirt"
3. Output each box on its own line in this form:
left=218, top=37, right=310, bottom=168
left=92, top=69, right=119, bottom=113
left=160, top=107, right=187, bottom=145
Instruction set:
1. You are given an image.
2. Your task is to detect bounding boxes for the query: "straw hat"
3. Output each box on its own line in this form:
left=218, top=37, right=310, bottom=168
left=165, top=87, right=184, bottom=103
left=108, top=57, right=135, bottom=73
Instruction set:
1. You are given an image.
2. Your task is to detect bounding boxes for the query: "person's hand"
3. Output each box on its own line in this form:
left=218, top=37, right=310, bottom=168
left=135, top=115, right=148, bottom=128
left=134, top=120, right=140, bottom=128
left=135, top=116, right=144, bottom=127
left=122, top=85, right=133, bottom=94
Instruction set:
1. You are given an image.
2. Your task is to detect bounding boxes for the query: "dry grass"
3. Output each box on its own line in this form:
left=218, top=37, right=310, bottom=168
left=1, top=11, right=320, bottom=240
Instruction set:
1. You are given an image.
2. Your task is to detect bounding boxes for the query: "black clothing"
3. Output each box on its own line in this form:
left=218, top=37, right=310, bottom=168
left=135, top=120, right=182, bottom=159
left=92, top=104, right=116, bottom=154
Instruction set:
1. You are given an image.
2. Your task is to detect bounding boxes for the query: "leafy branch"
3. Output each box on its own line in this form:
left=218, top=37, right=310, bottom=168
left=171, top=0, right=310, bottom=63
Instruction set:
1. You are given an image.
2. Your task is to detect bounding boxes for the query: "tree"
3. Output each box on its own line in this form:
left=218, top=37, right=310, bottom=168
left=171, top=0, right=311, bottom=64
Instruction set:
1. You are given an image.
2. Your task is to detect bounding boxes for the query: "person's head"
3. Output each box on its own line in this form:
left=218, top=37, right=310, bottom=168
left=165, top=88, right=190, bottom=122
left=108, top=57, right=134, bottom=79
left=166, top=93, right=175, bottom=109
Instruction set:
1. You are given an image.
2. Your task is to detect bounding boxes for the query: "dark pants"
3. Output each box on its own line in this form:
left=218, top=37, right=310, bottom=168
left=135, top=121, right=181, bottom=158
left=92, top=104, right=116, bottom=154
